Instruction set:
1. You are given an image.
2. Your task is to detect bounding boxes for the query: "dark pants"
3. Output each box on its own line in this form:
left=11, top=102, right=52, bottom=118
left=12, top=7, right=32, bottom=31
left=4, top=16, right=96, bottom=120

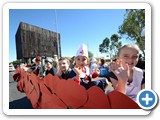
left=80, top=79, right=107, bottom=91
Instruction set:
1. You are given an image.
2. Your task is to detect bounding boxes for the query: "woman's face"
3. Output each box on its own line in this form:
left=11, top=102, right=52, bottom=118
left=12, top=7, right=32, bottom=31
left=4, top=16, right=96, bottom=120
left=75, top=56, right=88, bottom=68
left=59, top=60, right=69, bottom=72
left=118, top=47, right=139, bottom=70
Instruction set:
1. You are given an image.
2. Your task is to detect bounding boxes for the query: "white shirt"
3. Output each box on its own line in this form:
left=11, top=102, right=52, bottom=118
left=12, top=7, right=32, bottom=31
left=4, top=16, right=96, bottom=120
left=126, top=67, right=144, bottom=102
left=90, top=62, right=98, bottom=74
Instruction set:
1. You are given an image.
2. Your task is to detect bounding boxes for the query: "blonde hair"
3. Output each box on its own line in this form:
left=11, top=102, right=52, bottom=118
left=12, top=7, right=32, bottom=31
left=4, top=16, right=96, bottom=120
left=117, top=44, right=140, bottom=56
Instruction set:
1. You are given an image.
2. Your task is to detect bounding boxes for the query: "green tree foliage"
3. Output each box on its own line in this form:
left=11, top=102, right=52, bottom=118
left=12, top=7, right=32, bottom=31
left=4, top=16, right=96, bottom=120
left=99, top=34, right=122, bottom=59
left=99, top=37, right=110, bottom=53
left=110, top=34, right=122, bottom=55
left=10, top=59, right=22, bottom=68
left=88, top=51, right=93, bottom=59
left=118, top=9, right=145, bottom=56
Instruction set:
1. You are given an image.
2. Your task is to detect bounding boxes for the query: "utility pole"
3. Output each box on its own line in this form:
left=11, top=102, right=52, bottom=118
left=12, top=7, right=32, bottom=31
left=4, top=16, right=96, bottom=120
left=54, top=10, right=59, bottom=59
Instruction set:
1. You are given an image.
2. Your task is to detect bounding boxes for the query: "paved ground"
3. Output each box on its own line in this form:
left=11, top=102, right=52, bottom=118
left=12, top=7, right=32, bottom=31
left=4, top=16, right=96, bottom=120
left=9, top=71, right=33, bottom=109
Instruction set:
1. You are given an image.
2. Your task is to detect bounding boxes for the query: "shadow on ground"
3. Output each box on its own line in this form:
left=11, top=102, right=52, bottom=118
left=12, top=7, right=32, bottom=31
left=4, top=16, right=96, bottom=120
left=9, top=96, right=33, bottom=109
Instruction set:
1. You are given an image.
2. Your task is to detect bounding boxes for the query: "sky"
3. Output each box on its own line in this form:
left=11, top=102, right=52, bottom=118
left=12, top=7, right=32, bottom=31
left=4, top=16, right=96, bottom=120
left=9, top=9, right=134, bottom=62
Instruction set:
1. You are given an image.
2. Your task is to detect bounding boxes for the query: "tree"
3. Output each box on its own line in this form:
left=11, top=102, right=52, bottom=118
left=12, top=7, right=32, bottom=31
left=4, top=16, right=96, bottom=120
left=118, top=9, right=145, bottom=56
left=110, top=34, right=122, bottom=55
left=88, top=51, right=93, bottom=59
left=99, top=34, right=122, bottom=60
left=99, top=37, right=110, bottom=53
left=10, top=59, right=23, bottom=68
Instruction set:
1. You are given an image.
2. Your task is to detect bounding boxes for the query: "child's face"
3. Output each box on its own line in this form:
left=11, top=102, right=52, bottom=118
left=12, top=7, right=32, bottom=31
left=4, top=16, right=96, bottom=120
left=45, top=62, right=53, bottom=70
left=75, top=56, right=88, bottom=67
left=59, top=60, right=69, bottom=72
left=118, top=47, right=139, bottom=70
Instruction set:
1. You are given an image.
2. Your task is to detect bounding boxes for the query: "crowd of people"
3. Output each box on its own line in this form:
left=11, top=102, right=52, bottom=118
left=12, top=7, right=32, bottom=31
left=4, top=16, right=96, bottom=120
left=22, top=43, right=145, bottom=103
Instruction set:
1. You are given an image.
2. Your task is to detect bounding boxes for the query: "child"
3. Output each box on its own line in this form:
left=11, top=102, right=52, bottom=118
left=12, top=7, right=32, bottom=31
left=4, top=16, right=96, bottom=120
left=89, top=57, right=98, bottom=74
left=53, top=54, right=59, bottom=70
left=27, top=56, right=42, bottom=76
left=44, top=57, right=57, bottom=76
left=68, top=44, right=108, bottom=91
left=108, top=44, right=145, bottom=101
left=98, top=58, right=109, bottom=78
left=56, top=57, right=72, bottom=79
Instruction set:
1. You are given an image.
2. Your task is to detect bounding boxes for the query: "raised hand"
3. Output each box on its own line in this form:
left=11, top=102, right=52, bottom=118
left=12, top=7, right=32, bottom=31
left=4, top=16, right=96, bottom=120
left=109, top=59, right=129, bottom=82
left=74, top=65, right=83, bottom=77
left=56, top=70, right=62, bottom=77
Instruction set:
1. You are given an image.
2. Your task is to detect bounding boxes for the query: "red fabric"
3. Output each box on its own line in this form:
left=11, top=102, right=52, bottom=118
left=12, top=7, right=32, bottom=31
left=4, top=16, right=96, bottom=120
left=44, top=75, right=87, bottom=108
left=36, top=56, right=41, bottom=61
left=26, top=74, right=41, bottom=108
left=82, top=68, right=86, bottom=73
left=13, top=67, right=21, bottom=81
left=38, top=81, right=67, bottom=109
left=16, top=69, right=27, bottom=92
left=107, top=91, right=140, bottom=109
left=81, top=86, right=111, bottom=109
left=25, top=64, right=31, bottom=67
left=92, top=72, right=99, bottom=78
left=13, top=67, right=140, bottom=109
left=74, top=78, right=80, bottom=84
left=43, top=74, right=60, bottom=93
left=54, top=79, right=88, bottom=108
left=82, top=68, right=90, bottom=82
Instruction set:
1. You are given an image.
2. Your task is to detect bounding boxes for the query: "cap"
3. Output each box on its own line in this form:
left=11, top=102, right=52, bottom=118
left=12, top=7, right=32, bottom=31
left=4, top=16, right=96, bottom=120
left=45, top=57, right=53, bottom=64
left=76, top=44, right=88, bottom=58
left=36, top=56, right=41, bottom=61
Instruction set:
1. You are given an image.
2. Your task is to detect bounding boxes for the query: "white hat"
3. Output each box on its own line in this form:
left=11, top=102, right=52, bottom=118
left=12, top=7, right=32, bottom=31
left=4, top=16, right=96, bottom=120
left=76, top=44, right=88, bottom=58
left=45, top=57, right=53, bottom=64
left=91, top=58, right=97, bottom=63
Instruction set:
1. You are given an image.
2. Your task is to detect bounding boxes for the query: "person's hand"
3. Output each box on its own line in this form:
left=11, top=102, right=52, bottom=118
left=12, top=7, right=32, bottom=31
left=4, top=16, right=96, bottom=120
left=73, top=65, right=83, bottom=84
left=56, top=70, right=62, bottom=77
left=74, top=65, right=83, bottom=77
left=109, top=59, right=129, bottom=82
left=21, top=66, right=29, bottom=71
left=92, top=68, right=100, bottom=78
left=93, top=68, right=100, bottom=75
